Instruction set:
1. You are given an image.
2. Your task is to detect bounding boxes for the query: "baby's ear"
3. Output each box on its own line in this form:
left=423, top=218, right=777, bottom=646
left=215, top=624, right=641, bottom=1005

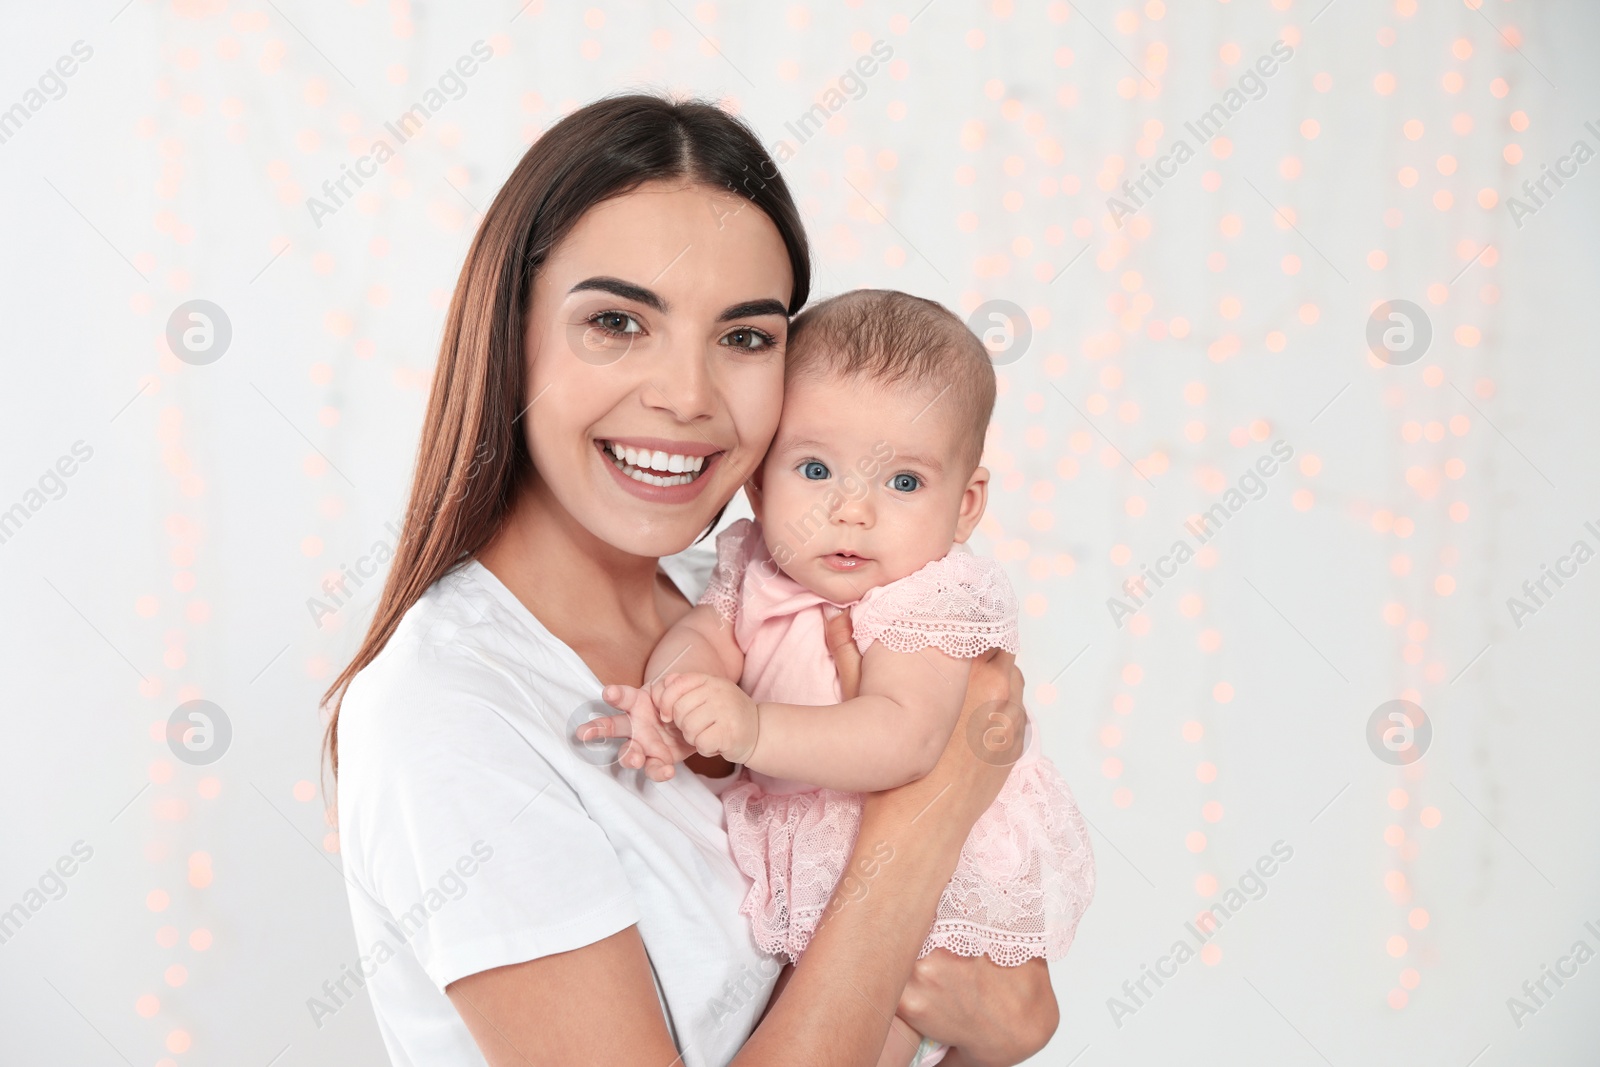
left=953, top=465, right=990, bottom=544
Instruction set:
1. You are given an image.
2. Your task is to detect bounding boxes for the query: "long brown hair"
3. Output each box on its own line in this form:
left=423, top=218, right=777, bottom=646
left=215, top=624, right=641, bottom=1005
left=320, top=93, right=811, bottom=775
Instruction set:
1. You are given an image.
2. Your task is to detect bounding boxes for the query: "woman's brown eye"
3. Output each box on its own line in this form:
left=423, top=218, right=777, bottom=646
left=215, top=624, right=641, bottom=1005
left=587, top=311, right=642, bottom=337
left=725, top=329, right=768, bottom=350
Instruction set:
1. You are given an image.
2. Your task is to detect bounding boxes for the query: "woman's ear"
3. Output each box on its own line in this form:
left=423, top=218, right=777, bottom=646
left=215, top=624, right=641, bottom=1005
left=952, top=465, right=990, bottom=544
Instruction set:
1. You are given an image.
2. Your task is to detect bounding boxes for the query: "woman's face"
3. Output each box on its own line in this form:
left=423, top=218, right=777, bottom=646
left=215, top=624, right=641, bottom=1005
left=520, top=179, right=793, bottom=559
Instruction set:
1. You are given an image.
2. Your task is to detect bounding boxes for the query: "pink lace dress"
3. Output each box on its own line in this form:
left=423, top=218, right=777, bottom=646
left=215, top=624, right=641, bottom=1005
left=702, top=519, right=1095, bottom=969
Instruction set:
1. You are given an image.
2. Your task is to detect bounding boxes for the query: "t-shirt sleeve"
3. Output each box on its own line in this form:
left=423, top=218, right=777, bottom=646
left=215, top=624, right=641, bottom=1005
left=696, top=517, right=763, bottom=624
left=338, top=663, right=637, bottom=990
left=851, top=551, right=1021, bottom=659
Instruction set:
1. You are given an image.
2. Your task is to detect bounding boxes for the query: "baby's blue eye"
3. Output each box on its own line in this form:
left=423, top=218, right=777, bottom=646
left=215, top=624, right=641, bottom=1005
left=801, top=460, right=830, bottom=480
left=890, top=473, right=920, bottom=493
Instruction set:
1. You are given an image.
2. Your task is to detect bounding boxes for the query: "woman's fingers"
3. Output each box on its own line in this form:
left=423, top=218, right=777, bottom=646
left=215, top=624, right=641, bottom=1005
left=822, top=607, right=862, bottom=699
left=967, top=649, right=1016, bottom=708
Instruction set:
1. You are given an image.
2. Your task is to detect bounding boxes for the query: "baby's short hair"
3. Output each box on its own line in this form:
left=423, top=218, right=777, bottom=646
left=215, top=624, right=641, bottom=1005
left=784, top=289, right=995, bottom=468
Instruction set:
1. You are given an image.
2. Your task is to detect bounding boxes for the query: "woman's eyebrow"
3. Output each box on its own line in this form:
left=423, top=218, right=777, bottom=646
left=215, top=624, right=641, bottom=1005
left=569, top=276, right=665, bottom=311
left=567, top=277, right=786, bottom=322
left=719, top=298, right=788, bottom=322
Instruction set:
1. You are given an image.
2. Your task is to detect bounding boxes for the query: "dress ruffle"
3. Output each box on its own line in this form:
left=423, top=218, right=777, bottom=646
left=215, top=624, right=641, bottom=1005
left=701, top=518, right=1022, bottom=661
left=851, top=550, right=1020, bottom=659
left=699, top=519, right=766, bottom=626
left=725, top=757, right=1095, bottom=967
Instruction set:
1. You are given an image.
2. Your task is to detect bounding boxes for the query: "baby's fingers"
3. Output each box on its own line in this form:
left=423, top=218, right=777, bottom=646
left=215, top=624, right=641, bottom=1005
left=601, top=684, right=642, bottom=712
left=657, top=673, right=708, bottom=719
left=619, top=738, right=650, bottom=770
left=643, top=756, right=677, bottom=783
left=576, top=713, right=632, bottom=742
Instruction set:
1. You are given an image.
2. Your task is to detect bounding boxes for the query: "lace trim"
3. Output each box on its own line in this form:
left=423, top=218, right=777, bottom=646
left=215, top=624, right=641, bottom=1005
left=727, top=759, right=1094, bottom=969
left=851, top=551, right=1020, bottom=658
left=697, top=518, right=763, bottom=624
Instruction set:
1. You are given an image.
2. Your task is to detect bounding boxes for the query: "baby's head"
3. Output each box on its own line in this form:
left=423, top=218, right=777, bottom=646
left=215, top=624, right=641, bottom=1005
left=750, top=288, right=995, bottom=603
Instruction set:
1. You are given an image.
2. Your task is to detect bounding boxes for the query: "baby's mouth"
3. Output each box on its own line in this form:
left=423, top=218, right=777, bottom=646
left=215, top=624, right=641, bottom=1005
left=598, top=440, right=716, bottom=488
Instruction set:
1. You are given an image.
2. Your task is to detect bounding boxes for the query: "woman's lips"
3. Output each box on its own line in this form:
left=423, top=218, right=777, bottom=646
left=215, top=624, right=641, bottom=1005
left=596, top=439, right=723, bottom=504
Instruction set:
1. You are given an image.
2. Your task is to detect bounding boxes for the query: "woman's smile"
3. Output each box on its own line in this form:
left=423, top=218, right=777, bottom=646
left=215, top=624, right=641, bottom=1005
left=596, top=436, right=724, bottom=502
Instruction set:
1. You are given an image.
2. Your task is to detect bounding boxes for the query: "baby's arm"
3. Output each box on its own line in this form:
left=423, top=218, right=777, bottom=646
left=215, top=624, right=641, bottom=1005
left=663, top=642, right=965, bottom=793
left=747, top=644, right=972, bottom=791
left=587, top=606, right=746, bottom=780
left=644, top=604, right=744, bottom=687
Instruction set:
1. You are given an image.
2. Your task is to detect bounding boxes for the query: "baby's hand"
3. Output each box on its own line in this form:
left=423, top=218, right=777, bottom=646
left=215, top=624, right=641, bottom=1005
left=651, top=673, right=760, bottom=765
left=578, top=684, right=694, bottom=782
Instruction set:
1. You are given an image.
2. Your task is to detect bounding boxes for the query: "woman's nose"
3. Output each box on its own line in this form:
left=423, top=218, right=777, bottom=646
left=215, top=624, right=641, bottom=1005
left=641, top=337, right=715, bottom=423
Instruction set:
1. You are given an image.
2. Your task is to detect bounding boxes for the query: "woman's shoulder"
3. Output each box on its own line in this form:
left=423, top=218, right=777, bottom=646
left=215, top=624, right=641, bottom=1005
left=337, top=563, right=545, bottom=757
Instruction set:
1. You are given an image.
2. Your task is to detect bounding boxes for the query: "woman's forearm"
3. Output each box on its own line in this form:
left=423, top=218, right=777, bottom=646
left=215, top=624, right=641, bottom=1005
left=734, top=782, right=977, bottom=1065
left=734, top=656, right=1016, bottom=1066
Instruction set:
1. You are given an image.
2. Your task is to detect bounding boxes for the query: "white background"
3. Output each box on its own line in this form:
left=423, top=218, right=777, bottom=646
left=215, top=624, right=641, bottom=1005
left=1, top=0, right=1597, bottom=1064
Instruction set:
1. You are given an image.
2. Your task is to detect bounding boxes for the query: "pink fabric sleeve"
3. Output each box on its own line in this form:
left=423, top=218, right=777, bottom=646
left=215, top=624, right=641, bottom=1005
left=851, top=551, right=1020, bottom=659
left=696, top=518, right=763, bottom=624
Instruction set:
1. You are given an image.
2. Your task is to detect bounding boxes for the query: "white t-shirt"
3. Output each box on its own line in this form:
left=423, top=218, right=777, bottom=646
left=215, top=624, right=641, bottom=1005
left=335, top=547, right=777, bottom=1067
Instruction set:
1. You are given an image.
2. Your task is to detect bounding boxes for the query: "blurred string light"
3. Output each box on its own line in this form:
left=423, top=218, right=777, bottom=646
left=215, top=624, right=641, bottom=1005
left=107, top=0, right=1545, bottom=1057
left=966, top=0, right=1525, bottom=1007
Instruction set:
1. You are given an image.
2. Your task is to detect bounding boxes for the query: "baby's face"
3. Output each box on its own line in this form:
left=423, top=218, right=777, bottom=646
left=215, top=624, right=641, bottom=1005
left=751, top=371, right=988, bottom=605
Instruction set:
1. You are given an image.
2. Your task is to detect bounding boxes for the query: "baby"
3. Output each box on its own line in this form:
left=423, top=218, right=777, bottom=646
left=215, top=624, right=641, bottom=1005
left=593, top=289, right=1094, bottom=1067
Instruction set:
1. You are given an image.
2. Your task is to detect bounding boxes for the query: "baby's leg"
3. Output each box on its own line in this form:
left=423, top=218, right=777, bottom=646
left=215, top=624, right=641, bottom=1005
left=875, top=1015, right=947, bottom=1067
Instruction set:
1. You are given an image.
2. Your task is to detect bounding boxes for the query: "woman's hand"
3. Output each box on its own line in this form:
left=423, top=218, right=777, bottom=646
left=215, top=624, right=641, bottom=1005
left=897, top=952, right=1058, bottom=1067
left=822, top=606, right=864, bottom=699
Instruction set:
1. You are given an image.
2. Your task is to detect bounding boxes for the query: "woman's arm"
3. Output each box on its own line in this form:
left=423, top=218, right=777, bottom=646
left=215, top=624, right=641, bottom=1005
left=444, top=642, right=1020, bottom=1067
left=448, top=928, right=681, bottom=1064
left=824, top=611, right=1059, bottom=1067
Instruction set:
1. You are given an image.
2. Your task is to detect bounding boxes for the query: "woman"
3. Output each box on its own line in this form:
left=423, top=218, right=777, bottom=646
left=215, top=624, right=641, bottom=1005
left=323, top=93, right=1058, bottom=1067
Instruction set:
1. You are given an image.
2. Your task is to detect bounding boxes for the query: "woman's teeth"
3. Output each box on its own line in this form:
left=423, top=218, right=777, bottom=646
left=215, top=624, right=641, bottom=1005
left=601, top=442, right=708, bottom=487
